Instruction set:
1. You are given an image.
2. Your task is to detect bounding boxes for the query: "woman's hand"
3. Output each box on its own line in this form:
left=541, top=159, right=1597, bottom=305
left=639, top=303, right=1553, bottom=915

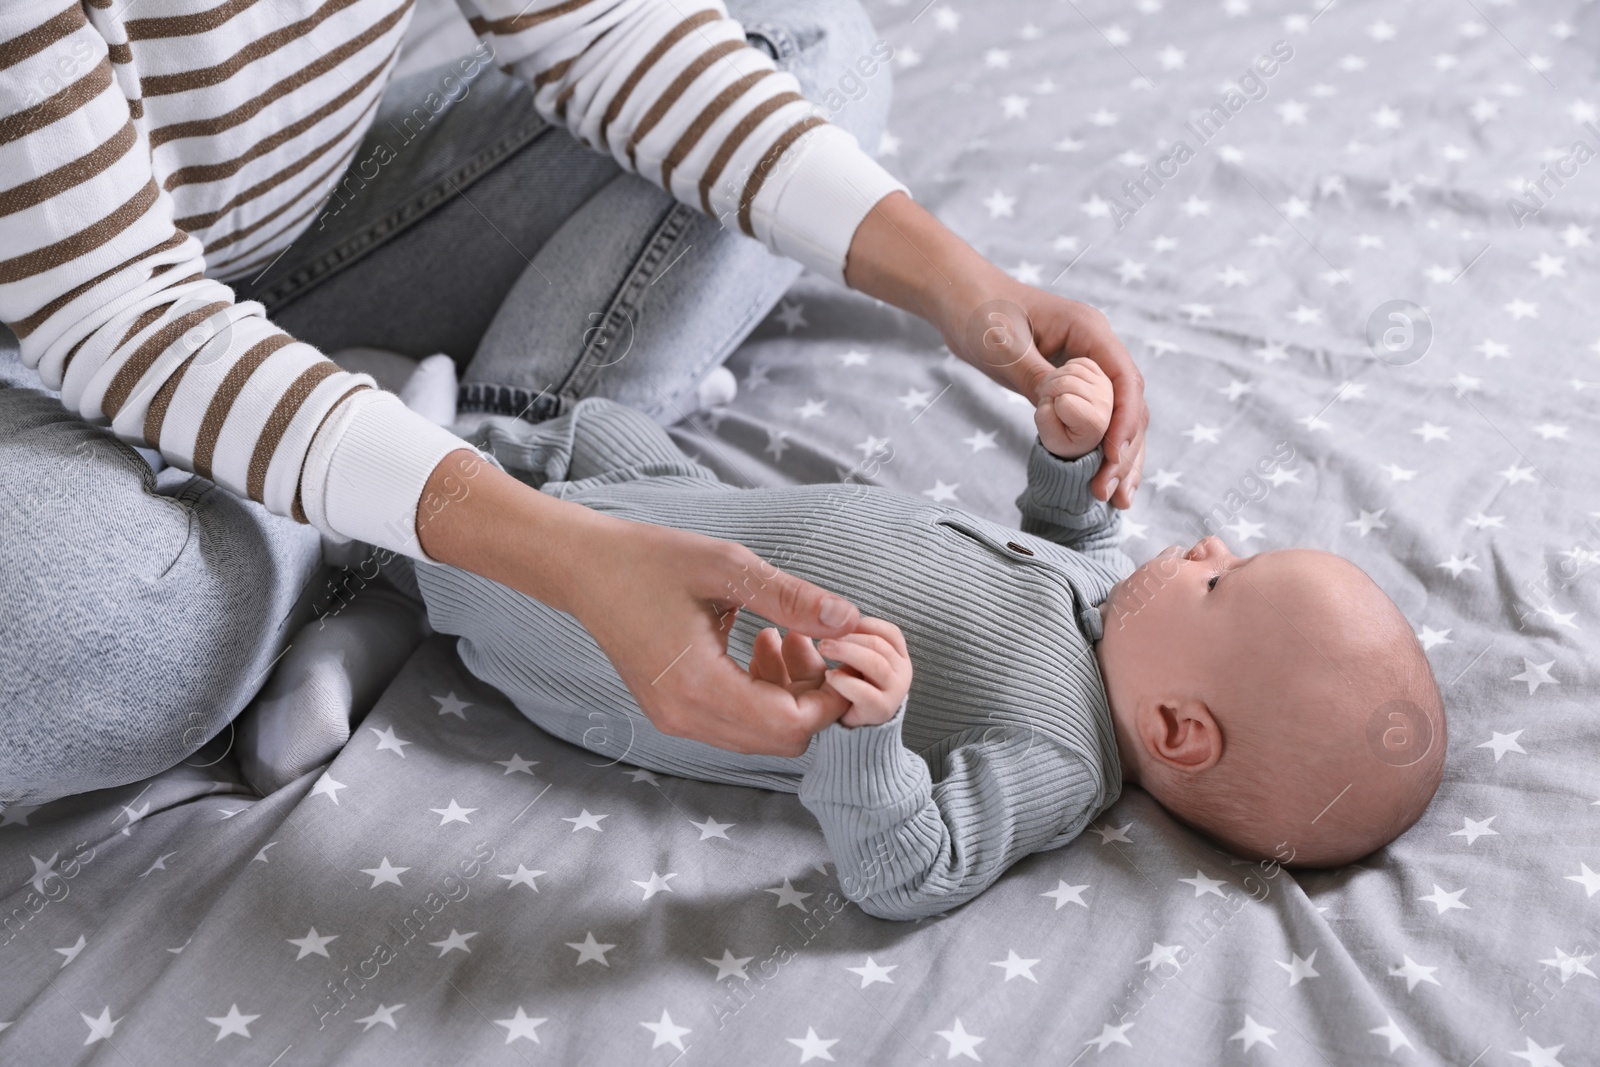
left=844, top=191, right=1148, bottom=507
left=747, top=616, right=911, bottom=728
left=417, top=451, right=863, bottom=756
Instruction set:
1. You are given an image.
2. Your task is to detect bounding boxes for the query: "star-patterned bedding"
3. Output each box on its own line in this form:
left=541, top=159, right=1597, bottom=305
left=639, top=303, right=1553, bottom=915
left=3, top=0, right=1599, bottom=1062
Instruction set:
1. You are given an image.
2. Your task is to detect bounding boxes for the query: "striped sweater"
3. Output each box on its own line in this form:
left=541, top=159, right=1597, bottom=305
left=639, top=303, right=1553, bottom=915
left=0, top=1, right=907, bottom=560
left=415, top=398, right=1133, bottom=920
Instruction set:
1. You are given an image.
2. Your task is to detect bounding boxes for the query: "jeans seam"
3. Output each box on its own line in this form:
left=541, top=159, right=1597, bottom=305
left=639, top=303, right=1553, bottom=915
left=252, top=112, right=552, bottom=313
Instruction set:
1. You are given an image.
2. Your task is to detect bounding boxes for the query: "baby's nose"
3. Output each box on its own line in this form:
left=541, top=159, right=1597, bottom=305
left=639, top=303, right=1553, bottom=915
left=1186, top=536, right=1226, bottom=561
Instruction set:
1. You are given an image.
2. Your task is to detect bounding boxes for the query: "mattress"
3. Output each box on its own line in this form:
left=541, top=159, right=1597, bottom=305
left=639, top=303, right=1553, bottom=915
left=2, top=0, right=1596, bottom=1062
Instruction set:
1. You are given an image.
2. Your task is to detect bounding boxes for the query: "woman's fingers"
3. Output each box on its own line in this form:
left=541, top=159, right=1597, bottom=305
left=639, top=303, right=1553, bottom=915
left=748, top=626, right=790, bottom=686
left=781, top=629, right=828, bottom=683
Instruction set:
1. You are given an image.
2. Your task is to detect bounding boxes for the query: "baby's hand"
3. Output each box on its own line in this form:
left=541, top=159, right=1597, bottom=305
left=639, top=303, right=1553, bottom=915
left=817, top=616, right=912, bottom=728
left=1035, top=357, right=1114, bottom=460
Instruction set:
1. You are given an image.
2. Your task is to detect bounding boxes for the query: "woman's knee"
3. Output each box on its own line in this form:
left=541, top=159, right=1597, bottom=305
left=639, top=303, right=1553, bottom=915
left=0, top=388, right=323, bottom=802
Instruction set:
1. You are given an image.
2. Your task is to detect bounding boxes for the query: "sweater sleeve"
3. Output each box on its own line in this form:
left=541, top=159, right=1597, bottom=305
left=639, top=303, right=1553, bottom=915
left=798, top=699, right=1104, bottom=921
left=0, top=4, right=468, bottom=562
left=1014, top=440, right=1133, bottom=575
left=457, top=0, right=909, bottom=287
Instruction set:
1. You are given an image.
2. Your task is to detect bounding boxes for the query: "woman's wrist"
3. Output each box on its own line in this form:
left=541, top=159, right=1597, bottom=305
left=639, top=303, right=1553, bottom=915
left=415, top=448, right=597, bottom=614
left=843, top=191, right=1007, bottom=328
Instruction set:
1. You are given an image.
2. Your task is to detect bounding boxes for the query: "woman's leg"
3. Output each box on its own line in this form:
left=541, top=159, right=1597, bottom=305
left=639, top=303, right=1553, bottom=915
left=0, top=379, right=324, bottom=805
left=459, top=0, right=895, bottom=426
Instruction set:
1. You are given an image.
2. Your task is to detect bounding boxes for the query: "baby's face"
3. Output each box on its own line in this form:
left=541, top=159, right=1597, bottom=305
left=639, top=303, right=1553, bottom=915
left=1098, top=536, right=1256, bottom=664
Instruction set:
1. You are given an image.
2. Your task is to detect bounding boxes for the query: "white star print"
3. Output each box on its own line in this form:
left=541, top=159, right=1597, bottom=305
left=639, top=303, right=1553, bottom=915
left=1538, top=947, right=1595, bottom=983
left=1180, top=195, right=1211, bottom=217
left=495, top=1007, right=547, bottom=1044
left=432, top=692, right=471, bottom=718
left=1477, top=730, right=1526, bottom=761
left=1510, top=659, right=1558, bottom=694
left=1566, top=863, right=1600, bottom=897
left=1089, top=821, right=1132, bottom=844
left=566, top=932, right=616, bottom=966
left=787, top=1026, right=840, bottom=1063
left=28, top=853, right=58, bottom=895
left=797, top=398, right=827, bottom=419
left=633, top=871, right=678, bottom=900
left=837, top=349, right=870, bottom=367
left=1464, top=512, right=1505, bottom=529
left=1371, top=105, right=1403, bottom=129
left=81, top=1007, right=123, bottom=1046
left=1216, top=265, right=1251, bottom=287
left=494, top=753, right=538, bottom=775
left=1042, top=881, right=1090, bottom=909
left=428, top=929, right=477, bottom=956
left=1381, top=463, right=1417, bottom=481
left=429, top=799, right=477, bottom=825
left=1084, top=1022, right=1135, bottom=1051
left=1433, top=556, right=1478, bottom=579
left=641, top=1009, right=691, bottom=1051
left=1264, top=466, right=1301, bottom=486
left=922, top=480, right=960, bottom=504
left=1369, top=1016, right=1413, bottom=1053
left=1181, top=423, right=1220, bottom=444
left=562, top=809, right=608, bottom=832
left=1532, top=423, right=1570, bottom=441
left=990, top=949, right=1040, bottom=982
left=53, top=934, right=86, bottom=968
left=360, top=858, right=408, bottom=888
left=288, top=927, right=338, bottom=960
left=690, top=816, right=734, bottom=840
left=1347, top=509, right=1388, bottom=536
left=766, top=878, right=812, bottom=909
left=982, top=189, right=1016, bottom=218
left=1253, top=341, right=1288, bottom=364
left=1504, top=298, right=1539, bottom=320
left=1179, top=871, right=1227, bottom=898
left=705, top=948, right=754, bottom=981
left=140, top=851, right=176, bottom=878
left=498, top=864, right=545, bottom=890
left=1411, top=422, right=1451, bottom=442
left=1000, top=95, right=1029, bottom=120
left=311, top=773, right=347, bottom=804
left=355, top=1003, right=404, bottom=1031
left=935, top=1018, right=985, bottom=1060
left=369, top=725, right=411, bottom=757
left=1115, top=259, right=1147, bottom=284
left=774, top=301, right=806, bottom=332
left=1088, top=107, right=1119, bottom=127
left=1508, top=1038, right=1566, bottom=1067
left=1224, top=517, right=1265, bottom=543
left=1389, top=955, right=1441, bottom=992
left=1416, top=626, right=1452, bottom=650
left=1137, top=943, right=1185, bottom=971
left=963, top=429, right=998, bottom=453
left=205, top=1004, right=259, bottom=1041
left=1500, top=463, right=1537, bottom=485
left=1530, top=252, right=1566, bottom=278
left=1229, top=1015, right=1277, bottom=1051
left=1277, top=949, right=1320, bottom=985
left=1562, top=223, right=1593, bottom=247
left=1276, top=100, right=1308, bottom=124
left=845, top=956, right=897, bottom=987
left=1418, top=884, right=1470, bottom=914
left=0, top=803, right=38, bottom=826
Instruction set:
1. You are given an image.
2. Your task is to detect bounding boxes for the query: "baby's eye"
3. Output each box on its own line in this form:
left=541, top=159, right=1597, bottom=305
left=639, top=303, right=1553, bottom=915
left=1207, top=574, right=1220, bottom=591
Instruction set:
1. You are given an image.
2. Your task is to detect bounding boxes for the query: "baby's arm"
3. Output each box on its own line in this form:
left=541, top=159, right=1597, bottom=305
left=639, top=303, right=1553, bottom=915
left=1014, top=359, right=1132, bottom=575
left=783, top=619, right=1104, bottom=920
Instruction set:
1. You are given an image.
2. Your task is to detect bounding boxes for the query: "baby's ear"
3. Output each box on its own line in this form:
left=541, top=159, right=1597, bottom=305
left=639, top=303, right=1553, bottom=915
left=1145, top=699, right=1222, bottom=771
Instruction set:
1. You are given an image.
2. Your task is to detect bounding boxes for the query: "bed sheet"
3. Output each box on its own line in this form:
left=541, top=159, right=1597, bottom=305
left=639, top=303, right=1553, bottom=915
left=3, top=0, right=1598, bottom=1063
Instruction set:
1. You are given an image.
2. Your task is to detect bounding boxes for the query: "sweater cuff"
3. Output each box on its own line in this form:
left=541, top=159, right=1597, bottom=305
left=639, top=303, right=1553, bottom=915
left=753, top=123, right=909, bottom=288
left=300, top=390, right=475, bottom=563
left=1017, top=439, right=1108, bottom=530
left=800, top=697, right=921, bottom=810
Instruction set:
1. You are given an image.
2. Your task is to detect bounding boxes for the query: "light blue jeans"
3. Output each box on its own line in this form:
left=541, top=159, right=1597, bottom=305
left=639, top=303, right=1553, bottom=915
left=0, top=0, right=892, bottom=805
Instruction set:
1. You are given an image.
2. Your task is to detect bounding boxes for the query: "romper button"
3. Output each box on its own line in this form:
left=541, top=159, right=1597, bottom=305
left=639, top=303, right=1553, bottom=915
left=1005, top=541, right=1034, bottom=556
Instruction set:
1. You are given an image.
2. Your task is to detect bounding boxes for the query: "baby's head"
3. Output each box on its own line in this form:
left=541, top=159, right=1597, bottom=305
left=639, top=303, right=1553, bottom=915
left=1093, top=536, right=1446, bottom=867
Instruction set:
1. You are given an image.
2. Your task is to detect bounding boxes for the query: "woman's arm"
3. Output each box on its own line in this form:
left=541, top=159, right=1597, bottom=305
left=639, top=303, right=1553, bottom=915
left=843, top=191, right=1150, bottom=509
left=415, top=449, right=863, bottom=756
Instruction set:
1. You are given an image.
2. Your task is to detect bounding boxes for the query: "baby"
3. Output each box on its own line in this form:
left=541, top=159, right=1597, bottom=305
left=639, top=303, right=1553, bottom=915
left=414, top=361, right=1447, bottom=920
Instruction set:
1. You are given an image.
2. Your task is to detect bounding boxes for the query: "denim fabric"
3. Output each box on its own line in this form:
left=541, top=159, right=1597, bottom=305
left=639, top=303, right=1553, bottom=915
left=0, top=0, right=890, bottom=804
left=238, top=0, right=893, bottom=426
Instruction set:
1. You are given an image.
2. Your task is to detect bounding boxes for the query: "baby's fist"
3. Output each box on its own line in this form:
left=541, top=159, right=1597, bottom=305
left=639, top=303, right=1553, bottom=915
left=1035, top=357, right=1113, bottom=460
